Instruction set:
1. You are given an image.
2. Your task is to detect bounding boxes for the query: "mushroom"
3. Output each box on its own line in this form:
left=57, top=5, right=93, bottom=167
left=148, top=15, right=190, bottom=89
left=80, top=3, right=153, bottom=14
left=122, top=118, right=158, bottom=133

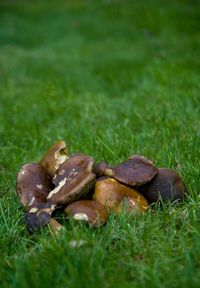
left=24, top=203, right=55, bottom=233
left=16, top=163, right=57, bottom=232
left=64, top=200, right=108, bottom=227
left=94, top=155, right=157, bottom=186
left=93, top=177, right=148, bottom=213
left=47, top=153, right=96, bottom=206
left=39, top=141, right=69, bottom=176
left=16, top=163, right=53, bottom=209
left=140, top=168, right=188, bottom=204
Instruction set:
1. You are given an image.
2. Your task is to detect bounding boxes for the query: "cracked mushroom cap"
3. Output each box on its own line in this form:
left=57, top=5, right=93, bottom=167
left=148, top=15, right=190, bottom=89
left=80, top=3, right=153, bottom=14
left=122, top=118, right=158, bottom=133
left=16, top=163, right=55, bottom=232
left=64, top=200, right=108, bottom=227
left=140, top=168, right=188, bottom=204
left=93, top=177, right=148, bottom=213
left=39, top=141, right=69, bottom=176
left=95, top=155, right=157, bottom=186
left=47, top=153, right=96, bottom=206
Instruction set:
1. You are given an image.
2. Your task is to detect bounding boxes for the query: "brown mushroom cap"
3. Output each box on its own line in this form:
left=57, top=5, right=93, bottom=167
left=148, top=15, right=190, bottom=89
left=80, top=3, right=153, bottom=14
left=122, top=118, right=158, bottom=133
left=140, top=168, right=188, bottom=204
left=16, top=163, right=56, bottom=232
left=24, top=203, right=55, bottom=232
left=64, top=200, right=108, bottom=227
left=47, top=153, right=96, bottom=206
left=16, top=163, right=53, bottom=209
left=39, top=141, right=69, bottom=176
left=95, top=155, right=157, bottom=186
left=93, top=177, right=148, bottom=213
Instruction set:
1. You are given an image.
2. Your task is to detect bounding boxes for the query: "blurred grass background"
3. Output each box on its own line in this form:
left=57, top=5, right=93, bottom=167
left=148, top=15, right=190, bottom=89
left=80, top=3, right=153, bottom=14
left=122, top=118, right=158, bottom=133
left=0, top=0, right=200, bottom=287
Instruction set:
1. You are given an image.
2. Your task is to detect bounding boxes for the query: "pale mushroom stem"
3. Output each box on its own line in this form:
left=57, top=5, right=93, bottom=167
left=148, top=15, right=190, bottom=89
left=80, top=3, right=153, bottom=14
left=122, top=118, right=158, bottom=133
left=48, top=219, right=64, bottom=236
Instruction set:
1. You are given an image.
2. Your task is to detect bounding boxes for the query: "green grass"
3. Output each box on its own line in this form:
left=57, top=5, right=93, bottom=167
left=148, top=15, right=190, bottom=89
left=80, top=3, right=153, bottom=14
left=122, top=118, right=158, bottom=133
left=0, top=0, right=200, bottom=287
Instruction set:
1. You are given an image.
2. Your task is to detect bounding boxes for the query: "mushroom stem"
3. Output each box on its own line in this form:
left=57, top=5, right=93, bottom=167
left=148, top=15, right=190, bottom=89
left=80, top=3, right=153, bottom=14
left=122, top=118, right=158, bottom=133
left=48, top=219, right=64, bottom=236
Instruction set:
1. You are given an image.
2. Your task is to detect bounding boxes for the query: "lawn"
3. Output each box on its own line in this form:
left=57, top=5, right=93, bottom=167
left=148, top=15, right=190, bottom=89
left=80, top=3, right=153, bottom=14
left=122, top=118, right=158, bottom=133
left=0, top=0, right=200, bottom=287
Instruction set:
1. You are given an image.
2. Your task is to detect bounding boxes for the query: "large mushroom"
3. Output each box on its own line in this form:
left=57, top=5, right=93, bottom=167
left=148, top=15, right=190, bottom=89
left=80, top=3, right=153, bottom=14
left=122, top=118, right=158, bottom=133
left=93, top=177, right=148, bottom=213
left=40, top=141, right=69, bottom=177
left=16, top=163, right=53, bottom=210
left=140, top=168, right=188, bottom=204
left=16, top=163, right=59, bottom=232
left=94, top=155, right=157, bottom=187
left=64, top=200, right=108, bottom=227
left=47, top=153, right=96, bottom=206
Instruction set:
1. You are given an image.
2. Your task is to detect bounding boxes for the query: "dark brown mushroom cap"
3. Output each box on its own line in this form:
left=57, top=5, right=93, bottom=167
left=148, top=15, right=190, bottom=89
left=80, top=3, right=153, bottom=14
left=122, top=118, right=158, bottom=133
left=103, top=155, right=158, bottom=186
left=24, top=203, right=54, bottom=233
left=47, top=153, right=96, bottom=206
left=16, top=163, right=53, bottom=210
left=64, top=200, right=108, bottom=227
left=93, top=177, right=148, bottom=213
left=16, top=163, right=55, bottom=232
left=140, top=168, right=188, bottom=204
left=39, top=141, right=68, bottom=176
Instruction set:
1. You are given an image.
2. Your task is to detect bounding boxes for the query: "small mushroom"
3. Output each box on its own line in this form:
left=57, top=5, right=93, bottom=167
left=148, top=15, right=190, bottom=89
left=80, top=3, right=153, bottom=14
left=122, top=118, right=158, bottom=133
left=93, top=177, right=148, bottom=213
left=24, top=203, right=55, bottom=233
left=94, top=155, right=157, bottom=186
left=64, top=200, right=108, bottom=227
left=47, top=153, right=96, bottom=206
left=140, top=168, right=188, bottom=204
left=16, top=163, right=55, bottom=232
left=39, top=141, right=69, bottom=176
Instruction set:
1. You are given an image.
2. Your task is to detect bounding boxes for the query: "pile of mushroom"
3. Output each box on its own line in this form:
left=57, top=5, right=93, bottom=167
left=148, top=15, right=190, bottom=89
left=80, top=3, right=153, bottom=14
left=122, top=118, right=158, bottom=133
left=16, top=141, right=188, bottom=233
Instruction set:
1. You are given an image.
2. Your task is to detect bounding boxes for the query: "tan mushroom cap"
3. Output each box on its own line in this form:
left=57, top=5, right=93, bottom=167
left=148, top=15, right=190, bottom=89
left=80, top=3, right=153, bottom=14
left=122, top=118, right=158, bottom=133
left=140, top=168, right=188, bottom=204
left=93, top=177, right=148, bottom=213
left=16, top=163, right=53, bottom=210
left=47, top=153, right=96, bottom=206
left=64, top=200, right=108, bottom=227
left=99, top=155, right=157, bottom=187
left=39, top=141, right=69, bottom=176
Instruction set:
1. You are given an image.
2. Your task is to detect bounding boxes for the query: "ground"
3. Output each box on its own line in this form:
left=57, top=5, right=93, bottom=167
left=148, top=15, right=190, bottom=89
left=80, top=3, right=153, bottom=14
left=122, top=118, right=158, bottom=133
left=0, top=0, right=200, bottom=287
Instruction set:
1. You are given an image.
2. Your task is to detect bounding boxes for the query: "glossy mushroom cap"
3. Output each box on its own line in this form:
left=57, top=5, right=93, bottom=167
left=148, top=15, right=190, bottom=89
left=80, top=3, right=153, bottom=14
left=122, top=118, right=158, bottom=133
left=93, top=177, right=148, bottom=213
left=16, top=163, right=53, bottom=209
left=16, top=163, right=55, bottom=232
left=140, top=168, right=188, bottom=204
left=40, top=141, right=69, bottom=176
left=64, top=200, right=108, bottom=227
left=47, top=153, right=96, bottom=206
left=95, top=155, right=157, bottom=187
